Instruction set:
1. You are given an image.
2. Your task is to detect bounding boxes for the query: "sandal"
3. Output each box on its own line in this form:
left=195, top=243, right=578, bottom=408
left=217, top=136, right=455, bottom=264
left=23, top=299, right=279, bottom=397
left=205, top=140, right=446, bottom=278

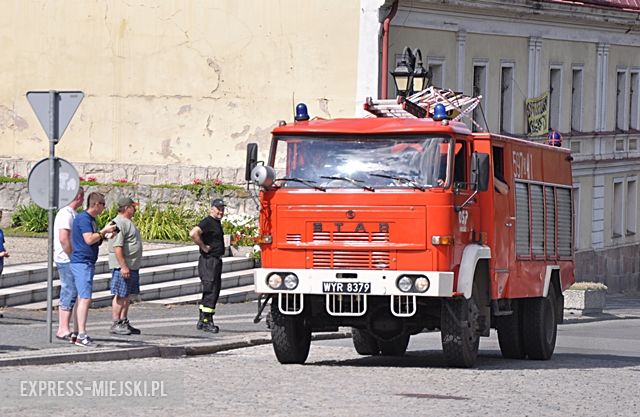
left=55, top=333, right=73, bottom=341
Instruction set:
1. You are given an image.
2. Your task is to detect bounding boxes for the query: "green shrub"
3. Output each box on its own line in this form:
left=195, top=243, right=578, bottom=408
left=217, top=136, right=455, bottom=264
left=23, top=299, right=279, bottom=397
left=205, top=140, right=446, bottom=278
left=8, top=203, right=208, bottom=241
left=11, top=204, right=49, bottom=232
left=0, top=175, right=27, bottom=184
left=133, top=204, right=206, bottom=241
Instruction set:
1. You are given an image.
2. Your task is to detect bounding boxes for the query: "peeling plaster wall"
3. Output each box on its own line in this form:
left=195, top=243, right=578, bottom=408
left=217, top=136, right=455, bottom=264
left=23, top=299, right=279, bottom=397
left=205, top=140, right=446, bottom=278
left=0, top=0, right=361, bottom=182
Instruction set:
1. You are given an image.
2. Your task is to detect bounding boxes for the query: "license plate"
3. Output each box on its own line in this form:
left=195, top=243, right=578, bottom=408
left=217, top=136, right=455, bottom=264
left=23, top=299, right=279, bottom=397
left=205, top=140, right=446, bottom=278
left=322, top=281, right=371, bottom=294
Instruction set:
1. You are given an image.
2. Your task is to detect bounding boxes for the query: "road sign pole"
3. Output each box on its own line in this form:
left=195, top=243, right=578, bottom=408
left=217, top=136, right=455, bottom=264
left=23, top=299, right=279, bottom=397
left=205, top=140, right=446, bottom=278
left=26, top=89, right=83, bottom=344
left=46, top=91, right=58, bottom=344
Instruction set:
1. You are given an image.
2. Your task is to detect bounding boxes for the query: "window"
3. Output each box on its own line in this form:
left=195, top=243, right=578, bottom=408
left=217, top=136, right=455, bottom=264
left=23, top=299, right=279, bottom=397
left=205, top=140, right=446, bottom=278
left=616, top=70, right=628, bottom=131
left=492, top=146, right=505, bottom=182
left=472, top=63, right=487, bottom=132
left=616, top=139, right=625, bottom=152
left=549, top=67, right=562, bottom=132
left=571, top=67, right=583, bottom=132
left=630, top=139, right=638, bottom=151
left=631, top=71, right=639, bottom=130
left=453, top=140, right=467, bottom=188
left=613, top=178, right=624, bottom=237
left=428, top=58, right=445, bottom=89
left=500, top=64, right=514, bottom=134
left=570, top=140, right=581, bottom=154
left=627, top=178, right=637, bottom=235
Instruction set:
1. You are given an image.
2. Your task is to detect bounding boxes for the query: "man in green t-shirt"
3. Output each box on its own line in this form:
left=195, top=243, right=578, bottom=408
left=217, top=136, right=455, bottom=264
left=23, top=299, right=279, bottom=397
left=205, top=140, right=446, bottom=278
left=108, top=196, right=143, bottom=335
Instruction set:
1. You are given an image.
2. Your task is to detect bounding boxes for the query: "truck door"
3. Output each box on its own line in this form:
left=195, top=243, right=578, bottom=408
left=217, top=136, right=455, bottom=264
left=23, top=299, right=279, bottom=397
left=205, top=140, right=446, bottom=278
left=491, top=145, right=514, bottom=297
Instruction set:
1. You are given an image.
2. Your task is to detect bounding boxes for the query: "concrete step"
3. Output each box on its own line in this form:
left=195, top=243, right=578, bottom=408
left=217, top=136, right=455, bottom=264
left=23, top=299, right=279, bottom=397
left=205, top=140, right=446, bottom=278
left=146, top=284, right=258, bottom=305
left=0, top=246, right=200, bottom=289
left=15, top=273, right=257, bottom=310
left=0, top=256, right=255, bottom=308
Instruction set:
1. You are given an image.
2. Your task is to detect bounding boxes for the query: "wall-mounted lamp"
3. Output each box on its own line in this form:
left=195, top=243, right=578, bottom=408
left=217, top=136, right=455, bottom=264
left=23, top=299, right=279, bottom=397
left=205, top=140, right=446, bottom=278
left=391, top=47, right=431, bottom=97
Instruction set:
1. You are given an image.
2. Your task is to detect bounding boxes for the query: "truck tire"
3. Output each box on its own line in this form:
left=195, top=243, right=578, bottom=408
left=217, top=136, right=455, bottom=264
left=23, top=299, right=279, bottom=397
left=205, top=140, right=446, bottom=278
left=441, top=297, right=480, bottom=368
left=379, top=333, right=410, bottom=356
left=496, top=299, right=526, bottom=359
left=270, top=304, right=311, bottom=364
left=351, top=328, right=379, bottom=355
left=522, top=284, right=557, bottom=360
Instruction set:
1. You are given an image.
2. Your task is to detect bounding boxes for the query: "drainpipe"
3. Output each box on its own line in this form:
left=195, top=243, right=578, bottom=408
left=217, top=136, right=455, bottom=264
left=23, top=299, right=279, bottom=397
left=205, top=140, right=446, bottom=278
left=381, top=0, right=399, bottom=99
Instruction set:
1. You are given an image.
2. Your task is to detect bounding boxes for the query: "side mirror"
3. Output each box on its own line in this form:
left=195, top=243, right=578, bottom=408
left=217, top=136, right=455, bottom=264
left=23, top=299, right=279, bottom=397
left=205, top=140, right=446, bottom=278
left=471, top=152, right=489, bottom=192
left=245, top=143, right=258, bottom=181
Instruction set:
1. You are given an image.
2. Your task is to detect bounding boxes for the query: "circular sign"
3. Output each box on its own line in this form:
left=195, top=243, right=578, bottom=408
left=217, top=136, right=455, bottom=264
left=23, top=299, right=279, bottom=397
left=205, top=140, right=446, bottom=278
left=28, top=157, right=80, bottom=209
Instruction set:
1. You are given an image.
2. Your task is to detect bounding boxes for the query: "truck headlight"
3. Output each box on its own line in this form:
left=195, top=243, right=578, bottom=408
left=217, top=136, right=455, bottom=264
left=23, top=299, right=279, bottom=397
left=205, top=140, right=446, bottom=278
left=414, top=277, right=430, bottom=293
left=283, top=274, right=298, bottom=290
left=397, top=276, right=413, bottom=292
left=267, top=274, right=283, bottom=289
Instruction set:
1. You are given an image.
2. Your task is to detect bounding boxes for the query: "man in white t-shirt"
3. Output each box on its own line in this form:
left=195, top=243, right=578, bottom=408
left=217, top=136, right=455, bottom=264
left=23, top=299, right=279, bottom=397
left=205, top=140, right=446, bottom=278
left=55, top=187, right=84, bottom=341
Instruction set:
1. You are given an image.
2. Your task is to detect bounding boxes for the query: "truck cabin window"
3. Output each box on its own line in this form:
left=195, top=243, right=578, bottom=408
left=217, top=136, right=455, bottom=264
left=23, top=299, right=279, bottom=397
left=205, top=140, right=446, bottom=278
left=271, top=135, right=453, bottom=189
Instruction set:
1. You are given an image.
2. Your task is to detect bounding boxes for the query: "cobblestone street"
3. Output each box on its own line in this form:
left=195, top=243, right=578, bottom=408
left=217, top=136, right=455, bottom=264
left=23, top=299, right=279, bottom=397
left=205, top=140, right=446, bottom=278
left=2, top=318, right=639, bottom=417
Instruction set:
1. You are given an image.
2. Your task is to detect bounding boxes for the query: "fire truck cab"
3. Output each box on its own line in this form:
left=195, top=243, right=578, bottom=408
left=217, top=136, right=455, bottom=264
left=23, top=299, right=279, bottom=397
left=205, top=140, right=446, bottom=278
left=247, top=89, right=574, bottom=368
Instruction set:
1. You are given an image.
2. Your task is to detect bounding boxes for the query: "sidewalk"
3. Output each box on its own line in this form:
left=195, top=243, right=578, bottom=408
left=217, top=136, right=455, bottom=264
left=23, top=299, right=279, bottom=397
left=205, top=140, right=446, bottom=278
left=1, top=293, right=638, bottom=367
left=0, top=300, right=349, bottom=367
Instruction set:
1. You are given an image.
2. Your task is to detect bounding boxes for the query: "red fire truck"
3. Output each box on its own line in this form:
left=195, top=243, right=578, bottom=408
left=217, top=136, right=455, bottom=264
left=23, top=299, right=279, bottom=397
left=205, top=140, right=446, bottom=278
left=247, top=87, right=574, bottom=367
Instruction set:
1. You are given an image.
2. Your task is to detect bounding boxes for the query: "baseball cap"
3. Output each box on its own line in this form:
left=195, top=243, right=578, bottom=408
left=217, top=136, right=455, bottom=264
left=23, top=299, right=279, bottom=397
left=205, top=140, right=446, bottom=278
left=211, top=198, right=226, bottom=208
left=117, top=196, right=139, bottom=208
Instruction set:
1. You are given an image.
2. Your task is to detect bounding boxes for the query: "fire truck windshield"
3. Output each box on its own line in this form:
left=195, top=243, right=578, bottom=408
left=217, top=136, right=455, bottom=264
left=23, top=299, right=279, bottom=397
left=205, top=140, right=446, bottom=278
left=272, top=135, right=452, bottom=189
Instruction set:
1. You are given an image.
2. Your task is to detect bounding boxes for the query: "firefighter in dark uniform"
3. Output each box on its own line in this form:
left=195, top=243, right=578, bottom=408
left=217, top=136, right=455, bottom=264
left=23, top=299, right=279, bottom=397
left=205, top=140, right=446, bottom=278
left=189, top=198, right=226, bottom=333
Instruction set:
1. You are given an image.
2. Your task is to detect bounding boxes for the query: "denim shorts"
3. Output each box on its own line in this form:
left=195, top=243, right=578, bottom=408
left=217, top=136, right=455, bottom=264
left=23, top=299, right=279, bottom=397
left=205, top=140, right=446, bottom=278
left=70, top=262, right=96, bottom=300
left=110, top=269, right=140, bottom=298
left=56, top=262, right=77, bottom=311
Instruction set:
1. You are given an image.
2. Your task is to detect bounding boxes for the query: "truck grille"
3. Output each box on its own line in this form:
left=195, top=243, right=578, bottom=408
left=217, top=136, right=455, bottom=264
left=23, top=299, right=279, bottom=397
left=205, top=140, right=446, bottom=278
left=312, top=251, right=391, bottom=269
left=326, top=294, right=367, bottom=316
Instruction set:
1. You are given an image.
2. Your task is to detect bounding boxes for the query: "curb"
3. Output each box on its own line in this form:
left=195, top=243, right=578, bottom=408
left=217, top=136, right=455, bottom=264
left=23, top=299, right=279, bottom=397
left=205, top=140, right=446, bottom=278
left=0, top=331, right=353, bottom=368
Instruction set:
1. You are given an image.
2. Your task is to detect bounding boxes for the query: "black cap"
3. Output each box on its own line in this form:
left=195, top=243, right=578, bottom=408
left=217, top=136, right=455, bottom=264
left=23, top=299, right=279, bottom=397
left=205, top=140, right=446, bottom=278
left=211, top=198, right=226, bottom=208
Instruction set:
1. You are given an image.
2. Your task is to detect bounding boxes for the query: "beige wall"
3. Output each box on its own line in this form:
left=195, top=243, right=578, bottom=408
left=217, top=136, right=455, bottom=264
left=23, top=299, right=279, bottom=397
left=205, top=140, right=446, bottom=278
left=0, top=0, right=361, bottom=181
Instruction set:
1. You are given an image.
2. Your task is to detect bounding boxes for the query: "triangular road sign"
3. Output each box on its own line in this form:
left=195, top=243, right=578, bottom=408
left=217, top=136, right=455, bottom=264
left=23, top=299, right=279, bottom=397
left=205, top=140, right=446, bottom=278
left=26, top=91, right=84, bottom=142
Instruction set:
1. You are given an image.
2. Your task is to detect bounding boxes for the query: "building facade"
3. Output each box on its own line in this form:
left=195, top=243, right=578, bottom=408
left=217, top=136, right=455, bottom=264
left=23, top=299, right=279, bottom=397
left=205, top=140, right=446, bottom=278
left=1, top=0, right=638, bottom=291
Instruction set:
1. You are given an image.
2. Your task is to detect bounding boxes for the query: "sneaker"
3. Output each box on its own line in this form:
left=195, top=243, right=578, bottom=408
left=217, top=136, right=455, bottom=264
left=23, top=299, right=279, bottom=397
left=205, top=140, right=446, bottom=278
left=110, top=320, right=131, bottom=335
left=69, top=332, right=78, bottom=344
left=75, top=334, right=95, bottom=347
left=123, top=318, right=141, bottom=335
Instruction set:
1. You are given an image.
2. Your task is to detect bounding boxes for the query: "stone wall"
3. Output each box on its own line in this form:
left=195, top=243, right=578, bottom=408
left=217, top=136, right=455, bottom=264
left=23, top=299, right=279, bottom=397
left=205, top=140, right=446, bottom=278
left=0, top=181, right=258, bottom=227
left=0, top=158, right=248, bottom=186
left=575, top=245, right=640, bottom=293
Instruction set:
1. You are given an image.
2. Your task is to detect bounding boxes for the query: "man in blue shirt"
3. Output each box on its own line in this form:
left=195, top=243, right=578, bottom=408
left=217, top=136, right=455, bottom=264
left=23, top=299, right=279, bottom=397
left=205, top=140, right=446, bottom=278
left=0, top=210, right=10, bottom=276
left=70, top=192, right=118, bottom=347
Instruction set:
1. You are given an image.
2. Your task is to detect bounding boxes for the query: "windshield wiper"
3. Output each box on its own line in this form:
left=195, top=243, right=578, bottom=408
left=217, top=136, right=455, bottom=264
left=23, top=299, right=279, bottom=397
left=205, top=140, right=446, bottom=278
left=277, top=177, right=326, bottom=191
left=320, top=175, right=375, bottom=192
left=370, top=173, right=430, bottom=192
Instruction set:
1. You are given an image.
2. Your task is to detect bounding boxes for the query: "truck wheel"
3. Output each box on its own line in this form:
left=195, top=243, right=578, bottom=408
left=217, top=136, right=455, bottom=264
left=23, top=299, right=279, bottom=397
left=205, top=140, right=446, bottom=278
left=351, top=328, right=379, bottom=355
left=522, top=284, right=557, bottom=360
left=270, top=304, right=311, bottom=364
left=441, top=297, right=480, bottom=368
left=379, top=333, right=410, bottom=356
left=496, top=299, right=526, bottom=359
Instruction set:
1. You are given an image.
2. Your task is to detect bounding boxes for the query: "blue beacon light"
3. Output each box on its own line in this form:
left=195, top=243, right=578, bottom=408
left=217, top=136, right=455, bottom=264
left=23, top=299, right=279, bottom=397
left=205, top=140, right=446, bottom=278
left=295, top=103, right=310, bottom=121
left=432, top=103, right=448, bottom=121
